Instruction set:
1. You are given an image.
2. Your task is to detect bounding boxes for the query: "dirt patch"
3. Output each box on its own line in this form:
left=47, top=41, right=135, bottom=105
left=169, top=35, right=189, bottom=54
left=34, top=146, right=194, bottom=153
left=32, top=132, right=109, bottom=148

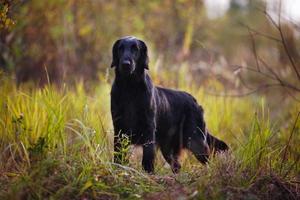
left=144, top=176, right=195, bottom=200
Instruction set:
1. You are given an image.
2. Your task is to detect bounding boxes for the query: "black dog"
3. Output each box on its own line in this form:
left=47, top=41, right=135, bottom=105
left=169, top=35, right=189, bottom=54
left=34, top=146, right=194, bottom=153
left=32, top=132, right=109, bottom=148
left=110, top=36, right=228, bottom=173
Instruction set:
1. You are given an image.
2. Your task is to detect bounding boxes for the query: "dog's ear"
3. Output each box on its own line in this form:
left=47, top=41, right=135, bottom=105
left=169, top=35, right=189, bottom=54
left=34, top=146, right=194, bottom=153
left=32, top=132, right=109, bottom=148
left=138, top=40, right=149, bottom=69
left=111, top=39, right=120, bottom=68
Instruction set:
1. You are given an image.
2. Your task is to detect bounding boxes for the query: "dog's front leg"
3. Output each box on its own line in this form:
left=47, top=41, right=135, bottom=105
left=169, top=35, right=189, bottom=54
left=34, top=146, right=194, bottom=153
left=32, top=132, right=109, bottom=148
left=142, top=140, right=155, bottom=173
left=141, top=126, right=156, bottom=173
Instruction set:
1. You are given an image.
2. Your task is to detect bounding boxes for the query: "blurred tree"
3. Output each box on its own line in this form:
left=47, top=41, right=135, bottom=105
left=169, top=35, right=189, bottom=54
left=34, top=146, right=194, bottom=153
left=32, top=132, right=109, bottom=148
left=0, top=0, right=299, bottom=91
left=0, top=0, right=15, bottom=72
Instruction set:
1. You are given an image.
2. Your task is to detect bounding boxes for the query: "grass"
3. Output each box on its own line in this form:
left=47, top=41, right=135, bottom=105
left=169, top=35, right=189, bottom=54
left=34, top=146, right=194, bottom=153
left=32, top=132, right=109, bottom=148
left=0, top=72, right=299, bottom=199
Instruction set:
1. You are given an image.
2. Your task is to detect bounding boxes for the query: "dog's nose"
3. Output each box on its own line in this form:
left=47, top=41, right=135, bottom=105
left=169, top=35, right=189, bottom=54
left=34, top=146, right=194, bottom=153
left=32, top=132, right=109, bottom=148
left=122, top=60, right=131, bottom=67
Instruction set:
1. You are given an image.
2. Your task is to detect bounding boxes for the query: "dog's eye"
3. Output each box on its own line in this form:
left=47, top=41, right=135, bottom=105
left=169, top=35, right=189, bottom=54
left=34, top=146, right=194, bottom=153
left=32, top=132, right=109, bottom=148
left=131, top=44, right=138, bottom=52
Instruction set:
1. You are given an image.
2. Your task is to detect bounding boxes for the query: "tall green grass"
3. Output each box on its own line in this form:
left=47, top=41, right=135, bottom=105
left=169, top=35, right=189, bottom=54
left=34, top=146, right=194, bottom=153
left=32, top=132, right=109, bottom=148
left=0, top=72, right=299, bottom=199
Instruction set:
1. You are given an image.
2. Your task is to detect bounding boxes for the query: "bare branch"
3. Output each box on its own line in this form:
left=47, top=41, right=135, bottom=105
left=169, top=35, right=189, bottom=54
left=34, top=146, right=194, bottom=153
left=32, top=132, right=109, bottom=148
left=240, top=23, right=281, bottom=43
left=261, top=5, right=300, bottom=81
left=211, top=4, right=300, bottom=100
left=233, top=65, right=278, bottom=81
left=237, top=72, right=254, bottom=90
left=278, top=26, right=300, bottom=81
left=262, top=9, right=279, bottom=29
left=247, top=27, right=260, bottom=72
left=233, top=65, right=300, bottom=93
left=284, top=88, right=300, bottom=102
left=258, top=57, right=283, bottom=84
left=204, top=83, right=288, bottom=98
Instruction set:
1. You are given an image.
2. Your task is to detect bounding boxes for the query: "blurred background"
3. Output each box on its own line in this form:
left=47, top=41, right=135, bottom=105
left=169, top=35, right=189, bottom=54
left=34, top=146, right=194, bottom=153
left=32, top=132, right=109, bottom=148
left=1, top=2, right=300, bottom=198
left=0, top=0, right=300, bottom=99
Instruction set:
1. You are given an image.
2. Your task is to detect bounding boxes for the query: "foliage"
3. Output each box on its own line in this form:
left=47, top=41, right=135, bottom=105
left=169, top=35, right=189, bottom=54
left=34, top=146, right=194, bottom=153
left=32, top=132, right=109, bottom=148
left=2, top=0, right=299, bottom=87
left=0, top=3, right=14, bottom=30
left=0, top=71, right=299, bottom=199
left=1, top=0, right=300, bottom=199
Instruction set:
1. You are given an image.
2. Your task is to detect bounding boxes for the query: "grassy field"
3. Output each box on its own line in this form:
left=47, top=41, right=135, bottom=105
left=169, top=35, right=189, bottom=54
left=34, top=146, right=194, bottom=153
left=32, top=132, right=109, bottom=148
left=0, top=72, right=299, bottom=200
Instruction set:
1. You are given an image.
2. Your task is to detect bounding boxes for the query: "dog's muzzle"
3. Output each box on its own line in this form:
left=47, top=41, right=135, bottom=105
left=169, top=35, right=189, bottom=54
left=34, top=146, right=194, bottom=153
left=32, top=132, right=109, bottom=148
left=120, top=60, right=134, bottom=74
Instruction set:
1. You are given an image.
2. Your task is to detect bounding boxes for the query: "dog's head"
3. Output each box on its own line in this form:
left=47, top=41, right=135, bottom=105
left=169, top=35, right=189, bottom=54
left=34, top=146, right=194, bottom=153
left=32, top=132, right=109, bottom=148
left=111, top=36, right=149, bottom=76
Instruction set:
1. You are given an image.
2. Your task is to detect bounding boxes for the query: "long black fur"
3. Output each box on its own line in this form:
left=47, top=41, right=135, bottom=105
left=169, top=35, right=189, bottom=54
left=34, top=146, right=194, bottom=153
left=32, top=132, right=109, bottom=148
left=110, top=36, right=228, bottom=173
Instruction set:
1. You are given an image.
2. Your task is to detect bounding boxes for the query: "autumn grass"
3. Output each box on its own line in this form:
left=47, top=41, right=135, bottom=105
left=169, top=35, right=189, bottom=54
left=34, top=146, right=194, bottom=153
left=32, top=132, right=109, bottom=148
left=0, top=72, right=299, bottom=199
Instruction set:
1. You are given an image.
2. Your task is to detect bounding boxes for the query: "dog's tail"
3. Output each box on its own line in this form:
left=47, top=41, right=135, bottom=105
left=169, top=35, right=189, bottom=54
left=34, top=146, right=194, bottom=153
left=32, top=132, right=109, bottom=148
left=206, top=131, right=229, bottom=153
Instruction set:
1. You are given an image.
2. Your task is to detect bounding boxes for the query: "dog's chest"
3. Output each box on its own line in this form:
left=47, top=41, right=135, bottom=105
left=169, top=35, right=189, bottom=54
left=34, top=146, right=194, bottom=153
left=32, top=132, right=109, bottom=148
left=123, top=100, right=138, bottom=124
left=118, top=92, right=147, bottom=128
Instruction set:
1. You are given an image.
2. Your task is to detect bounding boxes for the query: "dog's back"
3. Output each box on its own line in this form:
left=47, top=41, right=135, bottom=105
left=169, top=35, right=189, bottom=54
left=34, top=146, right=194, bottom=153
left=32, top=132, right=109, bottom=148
left=155, top=86, right=228, bottom=152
